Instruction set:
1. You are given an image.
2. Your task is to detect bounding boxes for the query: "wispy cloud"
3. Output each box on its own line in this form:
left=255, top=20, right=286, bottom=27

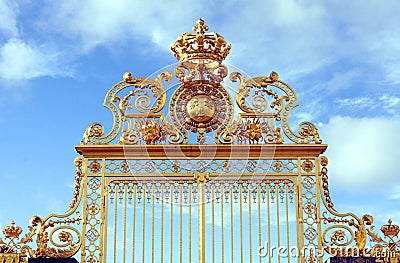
left=2, top=0, right=400, bottom=88
left=0, top=38, right=73, bottom=81
left=0, top=1, right=74, bottom=83
left=336, top=96, right=376, bottom=110
left=335, top=94, right=400, bottom=116
left=40, top=0, right=204, bottom=52
left=0, top=0, right=18, bottom=38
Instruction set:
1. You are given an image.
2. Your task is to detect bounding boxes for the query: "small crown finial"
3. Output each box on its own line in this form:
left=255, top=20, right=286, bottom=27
left=2, top=220, right=22, bottom=238
left=381, top=219, right=400, bottom=237
left=171, top=19, right=231, bottom=62
left=192, top=19, right=209, bottom=34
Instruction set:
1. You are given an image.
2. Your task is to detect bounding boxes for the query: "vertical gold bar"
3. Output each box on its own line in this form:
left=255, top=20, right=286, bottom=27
left=212, top=183, right=215, bottom=263
left=180, top=183, right=183, bottom=263
left=248, top=183, right=252, bottom=263
left=104, top=186, right=109, bottom=263
left=113, top=183, right=119, bottom=263
left=123, top=183, right=127, bottom=263
left=80, top=159, right=88, bottom=263
left=189, top=183, right=192, bottom=263
left=297, top=158, right=303, bottom=263
left=286, top=181, right=290, bottom=263
left=315, top=158, right=322, bottom=263
left=276, top=182, right=281, bottom=263
left=170, top=184, right=173, bottom=263
left=198, top=182, right=206, bottom=263
left=161, top=183, right=164, bottom=263
left=258, top=184, right=262, bottom=263
left=267, top=183, right=271, bottom=263
left=152, top=183, right=155, bottom=263
left=142, top=184, right=146, bottom=263
left=231, top=185, right=234, bottom=263
left=132, top=184, right=137, bottom=263
left=221, top=183, right=225, bottom=263
left=240, top=183, right=243, bottom=263
left=100, top=159, right=106, bottom=263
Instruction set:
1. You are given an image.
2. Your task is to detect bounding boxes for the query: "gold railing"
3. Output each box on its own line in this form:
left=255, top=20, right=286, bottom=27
left=103, top=179, right=297, bottom=263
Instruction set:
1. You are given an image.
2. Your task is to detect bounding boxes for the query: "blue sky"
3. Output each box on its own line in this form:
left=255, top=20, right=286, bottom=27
left=0, top=0, right=400, bottom=245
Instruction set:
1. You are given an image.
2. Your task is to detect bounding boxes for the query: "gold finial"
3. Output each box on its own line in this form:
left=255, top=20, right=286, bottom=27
left=192, top=19, right=209, bottom=34
left=2, top=220, right=22, bottom=238
left=171, top=19, right=231, bottom=62
left=123, top=72, right=133, bottom=82
left=381, top=219, right=400, bottom=237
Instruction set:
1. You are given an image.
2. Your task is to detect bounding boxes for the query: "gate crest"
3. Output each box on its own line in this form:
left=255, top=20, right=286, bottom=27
left=81, top=18, right=321, bottom=146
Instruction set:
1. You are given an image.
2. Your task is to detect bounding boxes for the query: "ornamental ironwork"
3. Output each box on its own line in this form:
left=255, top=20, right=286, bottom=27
left=0, top=19, right=398, bottom=263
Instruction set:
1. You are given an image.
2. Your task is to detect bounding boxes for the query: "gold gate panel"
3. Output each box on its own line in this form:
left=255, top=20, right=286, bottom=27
left=103, top=179, right=297, bottom=263
left=76, top=153, right=324, bottom=263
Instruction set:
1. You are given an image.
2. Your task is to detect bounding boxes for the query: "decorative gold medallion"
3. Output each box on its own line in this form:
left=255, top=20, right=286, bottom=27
left=169, top=81, right=233, bottom=142
left=186, top=94, right=215, bottom=123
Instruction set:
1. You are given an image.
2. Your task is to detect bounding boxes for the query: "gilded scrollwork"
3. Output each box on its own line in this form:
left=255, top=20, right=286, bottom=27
left=116, top=71, right=171, bottom=114
left=119, top=115, right=185, bottom=145
left=319, top=156, right=335, bottom=211
left=81, top=71, right=171, bottom=145
left=313, top=153, right=377, bottom=259
left=0, top=215, right=82, bottom=259
left=319, top=154, right=378, bottom=257
left=0, top=154, right=85, bottom=261
left=322, top=211, right=374, bottom=255
left=174, top=61, right=228, bottom=83
left=298, top=122, right=322, bottom=143
left=229, top=70, right=322, bottom=144
left=67, top=157, right=83, bottom=212
left=365, top=220, right=400, bottom=260
left=231, top=71, right=280, bottom=114
left=78, top=19, right=324, bottom=146
left=220, top=116, right=283, bottom=144
left=81, top=122, right=104, bottom=145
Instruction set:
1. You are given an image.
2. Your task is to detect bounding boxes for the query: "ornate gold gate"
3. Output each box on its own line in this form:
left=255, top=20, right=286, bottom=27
left=1, top=20, right=399, bottom=263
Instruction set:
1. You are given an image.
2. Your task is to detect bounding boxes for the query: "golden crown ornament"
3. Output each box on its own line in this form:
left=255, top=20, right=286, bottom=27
left=381, top=219, right=400, bottom=237
left=171, top=18, right=231, bottom=63
left=169, top=19, right=234, bottom=143
left=2, top=221, right=22, bottom=239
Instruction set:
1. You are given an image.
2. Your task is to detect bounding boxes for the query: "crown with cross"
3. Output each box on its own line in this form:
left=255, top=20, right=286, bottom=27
left=2, top=221, right=22, bottom=239
left=171, top=19, right=231, bottom=63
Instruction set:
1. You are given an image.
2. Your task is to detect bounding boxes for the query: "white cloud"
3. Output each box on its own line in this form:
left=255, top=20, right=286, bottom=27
left=42, top=0, right=204, bottom=52
left=0, top=38, right=73, bottom=81
left=380, top=94, right=400, bottom=115
left=319, top=116, right=400, bottom=191
left=336, top=96, right=376, bottom=110
left=223, top=0, right=335, bottom=79
left=37, top=0, right=337, bottom=80
left=335, top=94, right=400, bottom=116
left=0, top=0, right=398, bottom=96
left=0, top=0, right=18, bottom=37
left=7, top=0, right=395, bottom=87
